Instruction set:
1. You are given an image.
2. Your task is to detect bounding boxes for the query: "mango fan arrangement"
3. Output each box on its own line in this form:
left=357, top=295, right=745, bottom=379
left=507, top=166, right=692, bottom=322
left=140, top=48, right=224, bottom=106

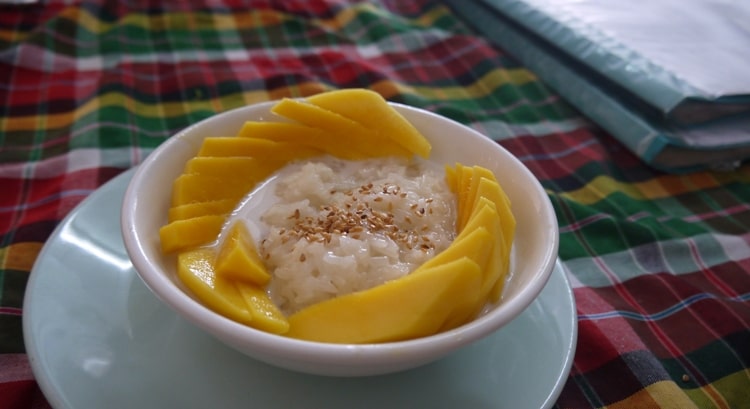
left=158, top=89, right=516, bottom=343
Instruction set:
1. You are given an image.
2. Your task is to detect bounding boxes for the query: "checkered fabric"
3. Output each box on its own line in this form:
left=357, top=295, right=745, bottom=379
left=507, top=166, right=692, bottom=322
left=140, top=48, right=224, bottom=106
left=1, top=1, right=748, bottom=408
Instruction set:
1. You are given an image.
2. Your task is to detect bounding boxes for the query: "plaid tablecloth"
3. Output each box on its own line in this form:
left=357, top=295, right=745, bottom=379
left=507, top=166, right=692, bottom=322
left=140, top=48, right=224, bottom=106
left=1, top=1, right=749, bottom=408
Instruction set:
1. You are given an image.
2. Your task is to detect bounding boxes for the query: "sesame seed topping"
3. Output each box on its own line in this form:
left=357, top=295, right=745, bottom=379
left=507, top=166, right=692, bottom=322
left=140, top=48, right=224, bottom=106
left=270, top=180, right=447, bottom=251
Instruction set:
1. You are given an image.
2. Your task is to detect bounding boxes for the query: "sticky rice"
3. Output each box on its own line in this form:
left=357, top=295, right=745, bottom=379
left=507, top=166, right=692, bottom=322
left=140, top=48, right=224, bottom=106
left=256, top=156, right=456, bottom=315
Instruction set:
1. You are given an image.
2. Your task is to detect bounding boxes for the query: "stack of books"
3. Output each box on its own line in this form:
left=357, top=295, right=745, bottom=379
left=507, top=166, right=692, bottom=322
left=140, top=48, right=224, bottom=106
left=446, top=0, right=750, bottom=172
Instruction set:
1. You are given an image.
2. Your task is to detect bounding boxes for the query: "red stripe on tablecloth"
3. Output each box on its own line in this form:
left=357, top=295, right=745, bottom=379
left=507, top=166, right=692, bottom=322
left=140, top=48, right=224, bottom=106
left=574, top=313, right=648, bottom=373
left=573, top=267, right=750, bottom=372
left=0, top=168, right=123, bottom=237
left=0, top=308, right=23, bottom=316
left=0, top=380, right=50, bottom=409
left=5, top=37, right=501, bottom=109
left=502, top=131, right=608, bottom=179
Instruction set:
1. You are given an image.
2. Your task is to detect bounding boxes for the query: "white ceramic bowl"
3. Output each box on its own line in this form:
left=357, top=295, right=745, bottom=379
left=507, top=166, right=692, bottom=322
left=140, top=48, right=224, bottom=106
left=121, top=100, right=559, bottom=377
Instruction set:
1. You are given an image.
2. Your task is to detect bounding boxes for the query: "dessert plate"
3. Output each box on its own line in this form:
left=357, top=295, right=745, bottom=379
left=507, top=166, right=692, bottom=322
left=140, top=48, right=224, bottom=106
left=23, top=168, right=577, bottom=409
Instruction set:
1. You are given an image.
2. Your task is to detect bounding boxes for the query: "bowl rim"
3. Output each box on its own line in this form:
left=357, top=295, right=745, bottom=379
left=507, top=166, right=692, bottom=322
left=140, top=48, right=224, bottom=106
left=120, top=100, right=559, bottom=366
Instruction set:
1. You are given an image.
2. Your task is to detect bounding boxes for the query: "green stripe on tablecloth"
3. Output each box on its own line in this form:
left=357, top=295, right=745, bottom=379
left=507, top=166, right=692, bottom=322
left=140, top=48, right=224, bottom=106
left=668, top=331, right=750, bottom=404
left=18, top=6, right=464, bottom=57
left=1, top=83, right=579, bottom=163
left=563, top=233, right=749, bottom=287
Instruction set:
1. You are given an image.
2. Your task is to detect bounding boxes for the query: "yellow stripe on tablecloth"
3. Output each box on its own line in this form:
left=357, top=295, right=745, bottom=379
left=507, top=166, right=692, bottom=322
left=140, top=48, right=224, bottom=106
left=0, top=8, right=286, bottom=41
left=554, top=172, right=750, bottom=205
left=684, top=369, right=750, bottom=409
left=371, top=70, right=537, bottom=101
left=1, top=70, right=532, bottom=132
left=0, top=242, right=43, bottom=272
left=0, top=1, right=451, bottom=43
left=309, top=3, right=452, bottom=31
left=54, top=3, right=415, bottom=36
left=605, top=380, right=698, bottom=409
left=412, top=5, right=454, bottom=28
left=1, top=90, right=266, bottom=132
left=68, top=8, right=288, bottom=34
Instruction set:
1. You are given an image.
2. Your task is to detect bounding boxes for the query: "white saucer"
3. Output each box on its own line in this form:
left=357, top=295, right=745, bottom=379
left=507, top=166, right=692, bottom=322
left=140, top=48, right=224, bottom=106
left=23, top=168, right=577, bottom=409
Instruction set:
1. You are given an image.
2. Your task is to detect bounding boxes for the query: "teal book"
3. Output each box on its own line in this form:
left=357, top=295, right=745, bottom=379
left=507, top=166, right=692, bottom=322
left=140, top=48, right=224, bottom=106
left=446, top=0, right=750, bottom=172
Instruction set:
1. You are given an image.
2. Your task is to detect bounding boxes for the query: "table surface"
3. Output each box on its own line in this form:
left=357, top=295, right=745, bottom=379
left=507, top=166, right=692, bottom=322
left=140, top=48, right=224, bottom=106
left=1, top=1, right=748, bottom=408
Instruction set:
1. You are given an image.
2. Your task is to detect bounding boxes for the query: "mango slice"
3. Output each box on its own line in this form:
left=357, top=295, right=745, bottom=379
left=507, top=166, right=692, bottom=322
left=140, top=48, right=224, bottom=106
left=178, top=248, right=289, bottom=334
left=177, top=248, right=254, bottom=325
left=236, top=283, right=289, bottom=334
left=198, top=137, right=323, bottom=160
left=168, top=199, right=237, bottom=222
left=307, top=89, right=431, bottom=158
left=215, top=223, right=271, bottom=286
left=171, top=174, right=257, bottom=206
left=445, top=165, right=457, bottom=192
left=462, top=168, right=498, bottom=228
left=286, top=257, right=482, bottom=343
left=448, top=165, right=516, bottom=304
left=473, top=177, right=515, bottom=252
left=456, top=165, right=474, bottom=231
left=159, top=215, right=225, bottom=253
left=238, top=121, right=369, bottom=160
left=270, top=98, right=412, bottom=158
left=459, top=200, right=506, bottom=308
left=184, top=157, right=284, bottom=178
left=419, top=226, right=493, bottom=272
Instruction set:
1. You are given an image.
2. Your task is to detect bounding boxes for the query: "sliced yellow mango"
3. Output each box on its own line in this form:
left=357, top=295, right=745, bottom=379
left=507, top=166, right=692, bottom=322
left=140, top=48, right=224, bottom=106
left=215, top=222, right=271, bottom=286
left=465, top=177, right=515, bottom=302
left=470, top=165, right=499, bottom=182
left=460, top=200, right=507, bottom=305
left=235, top=283, right=289, bottom=334
left=197, top=137, right=323, bottom=160
left=238, top=121, right=369, bottom=160
left=438, top=266, right=486, bottom=331
left=488, top=209, right=515, bottom=300
left=444, top=164, right=458, bottom=193
left=307, top=89, right=431, bottom=158
left=455, top=164, right=474, bottom=231
left=178, top=248, right=290, bottom=334
left=286, top=257, right=482, bottom=343
left=464, top=167, right=496, bottom=223
left=159, top=215, right=225, bottom=253
left=183, top=157, right=285, bottom=179
left=473, top=177, right=515, bottom=249
left=271, top=98, right=412, bottom=158
left=419, top=226, right=493, bottom=272
left=167, top=198, right=237, bottom=222
left=177, top=248, right=254, bottom=325
left=446, top=163, right=515, bottom=304
left=170, top=173, right=256, bottom=206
